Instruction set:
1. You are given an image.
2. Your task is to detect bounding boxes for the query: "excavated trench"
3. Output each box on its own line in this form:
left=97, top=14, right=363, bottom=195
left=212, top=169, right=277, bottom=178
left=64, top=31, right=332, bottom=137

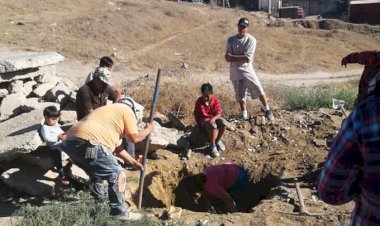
left=139, top=164, right=281, bottom=213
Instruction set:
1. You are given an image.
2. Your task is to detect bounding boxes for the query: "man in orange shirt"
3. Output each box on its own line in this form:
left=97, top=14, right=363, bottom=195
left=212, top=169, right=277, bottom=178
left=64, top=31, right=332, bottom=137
left=62, top=103, right=154, bottom=221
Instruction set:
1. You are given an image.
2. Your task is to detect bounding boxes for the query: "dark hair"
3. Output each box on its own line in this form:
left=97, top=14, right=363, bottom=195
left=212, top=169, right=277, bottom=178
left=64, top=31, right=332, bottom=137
left=43, top=106, right=60, bottom=118
left=99, top=56, right=114, bottom=67
left=201, top=83, right=213, bottom=93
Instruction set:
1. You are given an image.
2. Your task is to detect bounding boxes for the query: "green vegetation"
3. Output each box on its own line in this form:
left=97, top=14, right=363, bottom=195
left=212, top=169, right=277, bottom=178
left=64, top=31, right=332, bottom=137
left=16, top=194, right=155, bottom=226
left=280, top=85, right=356, bottom=111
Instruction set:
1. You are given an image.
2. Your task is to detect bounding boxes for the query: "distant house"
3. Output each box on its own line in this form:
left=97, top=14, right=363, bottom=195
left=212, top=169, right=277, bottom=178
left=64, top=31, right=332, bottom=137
left=280, top=0, right=339, bottom=17
left=350, top=0, right=380, bottom=24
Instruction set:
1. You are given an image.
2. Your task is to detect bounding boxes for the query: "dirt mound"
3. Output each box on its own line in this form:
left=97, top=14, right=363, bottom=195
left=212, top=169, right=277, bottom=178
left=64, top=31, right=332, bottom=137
left=121, top=108, right=353, bottom=225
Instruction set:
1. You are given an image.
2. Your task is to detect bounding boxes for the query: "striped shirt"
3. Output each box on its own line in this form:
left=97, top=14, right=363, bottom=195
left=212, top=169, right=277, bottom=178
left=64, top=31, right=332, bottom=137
left=318, top=90, right=380, bottom=225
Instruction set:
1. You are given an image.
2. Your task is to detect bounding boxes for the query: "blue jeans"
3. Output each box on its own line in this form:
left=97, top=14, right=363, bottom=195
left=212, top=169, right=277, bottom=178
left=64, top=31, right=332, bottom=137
left=61, top=138, right=127, bottom=215
left=122, top=137, right=136, bottom=159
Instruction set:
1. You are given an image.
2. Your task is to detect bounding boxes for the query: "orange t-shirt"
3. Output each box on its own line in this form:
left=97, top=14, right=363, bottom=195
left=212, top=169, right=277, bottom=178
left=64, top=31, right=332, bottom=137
left=67, top=103, right=139, bottom=151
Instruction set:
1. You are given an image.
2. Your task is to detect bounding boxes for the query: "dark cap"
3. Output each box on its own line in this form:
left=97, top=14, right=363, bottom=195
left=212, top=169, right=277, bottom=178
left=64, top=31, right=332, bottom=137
left=238, top=17, right=249, bottom=27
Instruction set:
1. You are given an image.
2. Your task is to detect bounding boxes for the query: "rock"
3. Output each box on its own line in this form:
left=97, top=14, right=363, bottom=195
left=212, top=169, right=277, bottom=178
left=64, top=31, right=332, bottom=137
left=22, top=80, right=37, bottom=96
left=8, top=80, right=23, bottom=94
left=0, top=165, right=58, bottom=197
left=313, top=139, right=327, bottom=147
left=19, top=146, right=55, bottom=171
left=32, top=80, right=58, bottom=97
left=0, top=88, right=9, bottom=98
left=189, top=126, right=209, bottom=148
left=135, top=121, right=189, bottom=152
left=45, top=78, right=78, bottom=104
left=154, top=112, right=169, bottom=125
left=58, top=110, right=77, bottom=125
left=0, top=109, right=43, bottom=160
left=167, top=112, right=187, bottom=130
left=0, top=51, right=64, bottom=74
left=0, top=93, right=27, bottom=120
left=20, top=98, right=60, bottom=113
left=1, top=65, right=57, bottom=84
left=67, top=164, right=90, bottom=185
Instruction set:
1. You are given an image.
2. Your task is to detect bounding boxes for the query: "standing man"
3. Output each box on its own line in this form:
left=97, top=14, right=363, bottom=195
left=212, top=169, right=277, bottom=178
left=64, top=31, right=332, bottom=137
left=76, top=67, right=121, bottom=120
left=318, top=52, right=380, bottom=225
left=62, top=103, right=154, bottom=221
left=225, top=17, right=274, bottom=121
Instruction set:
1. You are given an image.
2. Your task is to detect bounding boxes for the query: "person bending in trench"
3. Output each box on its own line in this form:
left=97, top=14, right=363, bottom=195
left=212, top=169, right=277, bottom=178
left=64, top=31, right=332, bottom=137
left=60, top=103, right=154, bottom=221
left=191, top=163, right=250, bottom=213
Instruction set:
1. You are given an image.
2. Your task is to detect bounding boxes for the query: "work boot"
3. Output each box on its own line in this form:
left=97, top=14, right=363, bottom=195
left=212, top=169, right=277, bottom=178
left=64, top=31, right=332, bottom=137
left=114, top=211, right=142, bottom=221
left=210, top=145, right=219, bottom=157
left=264, top=109, right=275, bottom=121
left=216, top=140, right=226, bottom=151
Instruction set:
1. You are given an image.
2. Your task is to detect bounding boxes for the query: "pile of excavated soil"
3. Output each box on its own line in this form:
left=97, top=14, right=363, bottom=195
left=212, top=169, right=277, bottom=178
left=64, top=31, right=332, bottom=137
left=121, top=108, right=354, bottom=225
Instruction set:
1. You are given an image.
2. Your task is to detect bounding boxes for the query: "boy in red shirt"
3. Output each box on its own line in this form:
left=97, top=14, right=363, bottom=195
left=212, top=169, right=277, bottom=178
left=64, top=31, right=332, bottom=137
left=194, top=83, right=227, bottom=157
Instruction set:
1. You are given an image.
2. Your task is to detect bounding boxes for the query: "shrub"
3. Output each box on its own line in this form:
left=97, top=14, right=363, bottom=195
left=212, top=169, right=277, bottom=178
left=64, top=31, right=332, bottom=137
left=16, top=196, right=154, bottom=226
left=281, top=85, right=356, bottom=111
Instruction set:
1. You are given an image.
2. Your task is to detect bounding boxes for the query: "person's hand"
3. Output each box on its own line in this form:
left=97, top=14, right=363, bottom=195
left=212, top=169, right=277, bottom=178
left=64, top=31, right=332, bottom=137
left=145, top=122, right=154, bottom=134
left=58, top=134, right=67, bottom=141
left=341, top=56, right=349, bottom=67
left=134, top=161, right=144, bottom=171
left=210, top=118, right=216, bottom=124
left=225, top=54, right=232, bottom=62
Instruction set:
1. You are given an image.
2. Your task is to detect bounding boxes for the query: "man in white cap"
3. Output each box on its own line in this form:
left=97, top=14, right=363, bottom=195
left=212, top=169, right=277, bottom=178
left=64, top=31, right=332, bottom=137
left=76, top=67, right=121, bottom=120
left=225, top=17, right=274, bottom=121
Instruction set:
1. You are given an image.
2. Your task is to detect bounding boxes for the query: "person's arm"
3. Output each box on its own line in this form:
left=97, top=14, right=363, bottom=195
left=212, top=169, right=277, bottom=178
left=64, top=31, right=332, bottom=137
left=341, top=51, right=380, bottom=67
left=210, top=98, right=222, bottom=124
left=127, top=123, right=154, bottom=143
left=225, top=53, right=248, bottom=62
left=220, top=190, right=237, bottom=213
left=76, top=87, right=94, bottom=118
left=107, top=84, right=121, bottom=103
left=318, top=114, right=362, bottom=205
left=114, top=145, right=143, bottom=170
left=225, top=38, right=256, bottom=63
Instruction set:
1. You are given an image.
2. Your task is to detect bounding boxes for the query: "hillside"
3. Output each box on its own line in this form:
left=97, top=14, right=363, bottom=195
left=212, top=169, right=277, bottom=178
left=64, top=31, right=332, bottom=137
left=0, top=0, right=379, bottom=74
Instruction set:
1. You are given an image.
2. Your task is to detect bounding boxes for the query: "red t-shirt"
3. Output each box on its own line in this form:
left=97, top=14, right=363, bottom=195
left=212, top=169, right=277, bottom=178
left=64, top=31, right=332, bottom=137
left=193, top=95, right=222, bottom=126
left=202, top=163, right=240, bottom=200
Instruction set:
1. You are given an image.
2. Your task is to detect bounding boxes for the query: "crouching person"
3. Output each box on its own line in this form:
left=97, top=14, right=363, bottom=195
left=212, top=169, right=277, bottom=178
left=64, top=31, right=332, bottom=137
left=60, top=103, right=154, bottom=221
left=194, top=83, right=227, bottom=157
left=191, top=163, right=249, bottom=213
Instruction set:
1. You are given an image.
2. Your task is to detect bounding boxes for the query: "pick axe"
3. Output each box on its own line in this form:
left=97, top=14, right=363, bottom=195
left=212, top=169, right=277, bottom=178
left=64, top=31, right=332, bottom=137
left=332, top=98, right=348, bottom=118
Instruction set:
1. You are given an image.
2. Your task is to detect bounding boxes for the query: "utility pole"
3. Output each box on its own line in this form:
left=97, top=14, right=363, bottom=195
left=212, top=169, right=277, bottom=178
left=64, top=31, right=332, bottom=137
left=268, top=0, right=272, bottom=18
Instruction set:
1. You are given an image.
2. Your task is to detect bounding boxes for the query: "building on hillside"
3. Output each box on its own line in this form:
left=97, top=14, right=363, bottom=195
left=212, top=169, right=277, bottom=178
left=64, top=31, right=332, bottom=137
left=350, top=0, right=380, bottom=24
left=280, top=0, right=340, bottom=17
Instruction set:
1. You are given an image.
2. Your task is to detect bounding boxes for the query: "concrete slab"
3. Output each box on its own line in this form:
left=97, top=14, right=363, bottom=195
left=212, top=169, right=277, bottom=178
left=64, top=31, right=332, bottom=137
left=0, top=64, right=57, bottom=84
left=0, top=109, right=43, bottom=160
left=20, top=98, right=60, bottom=113
left=1, top=166, right=57, bottom=197
left=0, top=51, right=64, bottom=74
left=0, top=93, right=27, bottom=120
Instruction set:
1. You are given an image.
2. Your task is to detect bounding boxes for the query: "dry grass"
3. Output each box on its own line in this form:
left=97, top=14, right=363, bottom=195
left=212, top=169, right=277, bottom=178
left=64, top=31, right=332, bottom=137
left=0, top=0, right=379, bottom=74
left=127, top=77, right=357, bottom=124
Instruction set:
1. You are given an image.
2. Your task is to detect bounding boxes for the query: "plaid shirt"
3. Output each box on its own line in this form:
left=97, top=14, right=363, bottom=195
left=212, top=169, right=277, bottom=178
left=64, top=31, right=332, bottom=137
left=318, top=91, right=380, bottom=225
left=341, top=51, right=380, bottom=101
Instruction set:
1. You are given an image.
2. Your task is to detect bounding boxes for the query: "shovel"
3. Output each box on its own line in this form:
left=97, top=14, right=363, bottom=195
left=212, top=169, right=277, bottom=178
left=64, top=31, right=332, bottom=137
left=332, top=98, right=348, bottom=118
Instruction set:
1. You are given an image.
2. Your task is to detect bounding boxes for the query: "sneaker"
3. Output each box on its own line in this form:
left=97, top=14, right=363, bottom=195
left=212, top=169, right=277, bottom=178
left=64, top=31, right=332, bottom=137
left=215, top=140, right=226, bottom=151
left=114, top=211, right=142, bottom=221
left=264, top=109, right=275, bottom=121
left=210, top=145, right=220, bottom=157
left=241, top=113, right=249, bottom=121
